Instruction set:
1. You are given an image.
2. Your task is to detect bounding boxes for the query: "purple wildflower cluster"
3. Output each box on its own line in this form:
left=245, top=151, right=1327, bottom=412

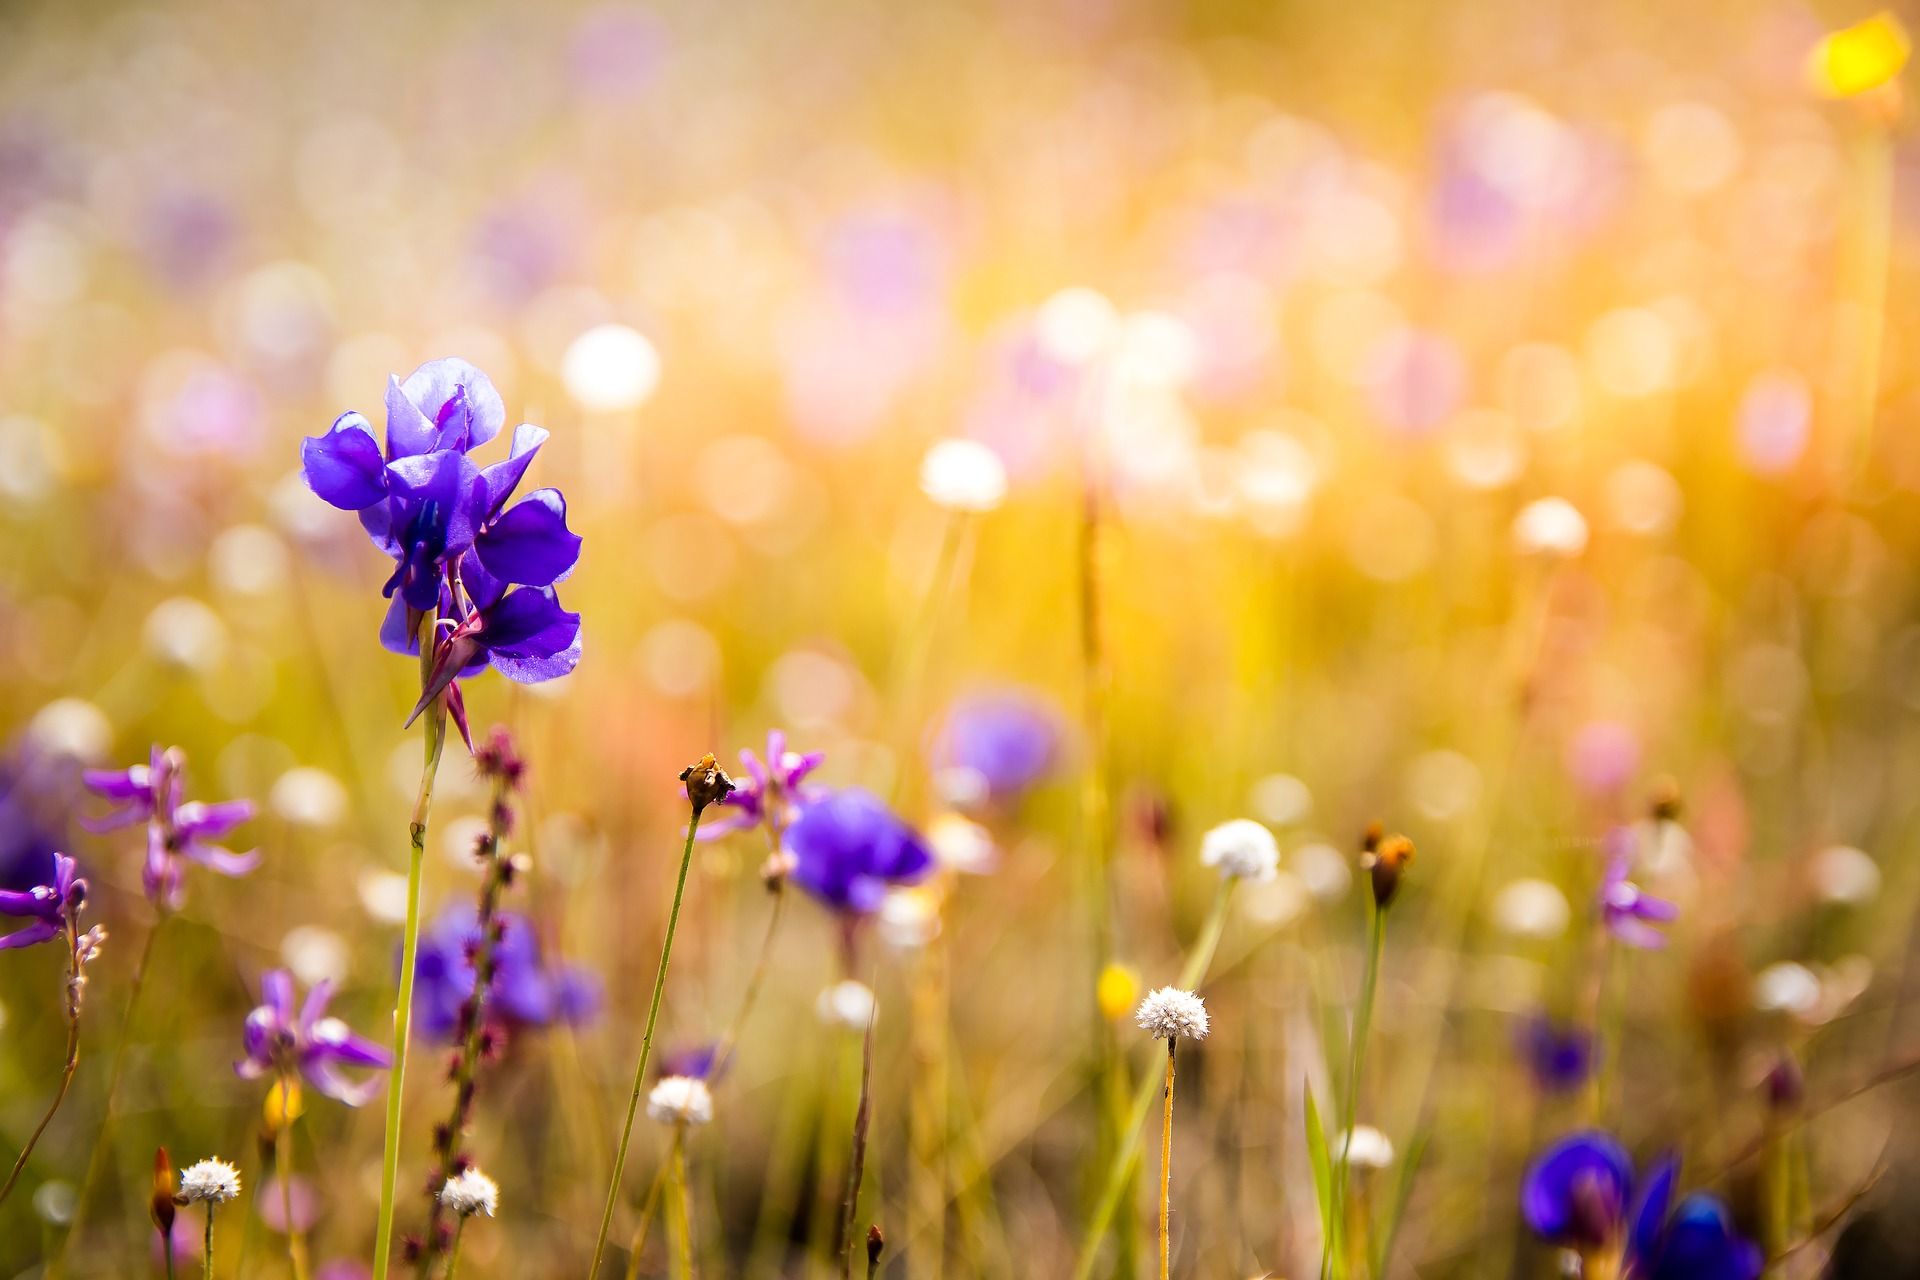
left=236, top=969, right=392, bottom=1107
left=301, top=359, right=582, bottom=745
left=84, top=747, right=256, bottom=913
left=0, top=851, right=84, bottom=951
left=411, top=905, right=601, bottom=1043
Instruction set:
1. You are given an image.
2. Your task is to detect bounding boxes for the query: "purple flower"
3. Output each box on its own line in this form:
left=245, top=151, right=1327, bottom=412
left=83, top=747, right=257, bottom=913
left=0, top=851, right=82, bottom=950
left=1599, top=827, right=1678, bottom=949
left=411, top=906, right=601, bottom=1042
left=301, top=359, right=583, bottom=730
left=1518, top=1016, right=1593, bottom=1093
left=783, top=787, right=935, bottom=914
left=930, top=690, right=1059, bottom=804
left=235, top=969, right=391, bottom=1106
left=1521, top=1133, right=1761, bottom=1280
left=0, top=750, right=72, bottom=895
left=700, top=730, right=826, bottom=841
left=661, top=1041, right=722, bottom=1082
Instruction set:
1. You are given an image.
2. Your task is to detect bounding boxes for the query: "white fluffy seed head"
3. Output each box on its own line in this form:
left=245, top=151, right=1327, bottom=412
left=647, top=1075, right=715, bottom=1127
left=1135, top=986, right=1208, bottom=1041
left=439, top=1167, right=499, bottom=1218
left=178, top=1158, right=242, bottom=1204
left=1336, top=1125, right=1395, bottom=1169
left=1199, top=819, right=1280, bottom=883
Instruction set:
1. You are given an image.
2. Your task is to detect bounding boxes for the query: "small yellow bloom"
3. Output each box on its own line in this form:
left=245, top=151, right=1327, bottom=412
left=1808, top=12, right=1910, bottom=98
left=1096, top=963, right=1142, bottom=1021
left=264, top=1077, right=304, bottom=1132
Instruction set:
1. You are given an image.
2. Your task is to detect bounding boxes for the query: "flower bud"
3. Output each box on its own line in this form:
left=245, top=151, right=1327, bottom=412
left=867, top=1224, right=886, bottom=1273
left=150, top=1148, right=176, bottom=1237
left=680, top=754, right=736, bottom=814
left=1361, top=833, right=1416, bottom=908
left=1765, top=1049, right=1805, bottom=1112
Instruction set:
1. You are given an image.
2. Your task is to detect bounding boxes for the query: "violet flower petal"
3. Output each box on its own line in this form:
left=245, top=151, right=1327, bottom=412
left=473, top=488, right=581, bottom=586
left=301, top=412, right=389, bottom=510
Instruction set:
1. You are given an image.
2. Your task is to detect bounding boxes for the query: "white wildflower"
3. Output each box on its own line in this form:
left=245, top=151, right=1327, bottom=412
left=1135, top=987, right=1209, bottom=1041
left=439, top=1166, right=499, bottom=1218
left=1199, top=819, right=1280, bottom=883
left=1336, top=1125, right=1395, bottom=1169
left=178, top=1158, right=242, bottom=1204
left=919, top=439, right=1008, bottom=512
left=646, top=1075, right=715, bottom=1127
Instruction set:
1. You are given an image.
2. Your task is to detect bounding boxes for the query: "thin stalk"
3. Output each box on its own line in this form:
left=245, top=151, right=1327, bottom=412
left=445, top=1219, right=466, bottom=1280
left=165, top=1229, right=176, bottom=1280
left=669, top=1124, right=693, bottom=1280
left=587, top=805, right=708, bottom=1280
left=52, top=917, right=162, bottom=1277
left=276, top=1082, right=309, bottom=1280
left=1071, top=878, right=1236, bottom=1280
left=417, top=769, right=517, bottom=1272
left=373, top=610, right=450, bottom=1280
left=0, top=936, right=82, bottom=1204
left=1158, top=1040, right=1176, bottom=1280
left=839, top=992, right=879, bottom=1280
left=623, top=1128, right=683, bottom=1280
left=1326, top=905, right=1386, bottom=1280
left=203, top=1204, right=215, bottom=1280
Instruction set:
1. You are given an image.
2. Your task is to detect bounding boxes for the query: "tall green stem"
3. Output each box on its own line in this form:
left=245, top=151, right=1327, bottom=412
left=0, top=932, right=83, bottom=1205
left=203, top=1205, right=215, bottom=1280
left=1325, top=905, right=1385, bottom=1280
left=587, top=805, right=707, bottom=1279
left=373, top=612, right=449, bottom=1280
left=445, top=1219, right=466, bottom=1280
left=277, top=1079, right=309, bottom=1280
left=669, top=1125, right=693, bottom=1280
left=1071, top=877, right=1236, bottom=1280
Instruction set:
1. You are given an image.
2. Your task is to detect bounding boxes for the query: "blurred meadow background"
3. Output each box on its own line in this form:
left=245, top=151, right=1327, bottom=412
left=3, top=0, right=1920, bottom=1276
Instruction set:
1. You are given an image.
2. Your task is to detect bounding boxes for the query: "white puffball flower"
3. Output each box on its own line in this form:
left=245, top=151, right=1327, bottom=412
left=1811, top=845, right=1881, bottom=906
left=562, top=323, right=660, bottom=412
left=178, top=1158, right=243, bottom=1204
left=27, top=698, right=111, bottom=762
left=816, top=979, right=875, bottom=1030
left=1135, top=986, right=1209, bottom=1041
left=1512, top=497, right=1589, bottom=557
left=1492, top=878, right=1572, bottom=940
left=919, top=438, right=1008, bottom=512
left=1199, top=819, right=1280, bottom=883
left=271, top=767, right=348, bottom=827
left=1754, top=962, right=1822, bottom=1016
left=439, top=1167, right=499, bottom=1218
left=647, top=1075, right=715, bottom=1127
left=1336, top=1125, right=1395, bottom=1170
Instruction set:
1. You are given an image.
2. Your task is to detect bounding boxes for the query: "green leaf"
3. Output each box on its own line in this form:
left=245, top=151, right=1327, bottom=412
left=1305, top=1085, right=1337, bottom=1272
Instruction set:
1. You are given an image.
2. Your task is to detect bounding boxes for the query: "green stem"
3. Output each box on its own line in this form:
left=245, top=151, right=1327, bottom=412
left=670, top=1125, right=693, bottom=1280
left=1326, top=905, right=1385, bottom=1280
left=277, top=1084, right=308, bottom=1280
left=49, top=917, right=161, bottom=1278
left=204, top=1204, right=215, bottom=1280
left=587, top=805, right=708, bottom=1280
left=445, top=1218, right=466, bottom=1280
left=373, top=611, right=450, bottom=1280
left=1071, top=877, right=1236, bottom=1280
left=0, top=941, right=82, bottom=1205
left=622, top=1128, right=682, bottom=1280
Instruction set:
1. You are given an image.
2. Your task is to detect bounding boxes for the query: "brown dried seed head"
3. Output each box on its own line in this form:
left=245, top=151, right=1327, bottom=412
left=680, top=754, right=737, bottom=813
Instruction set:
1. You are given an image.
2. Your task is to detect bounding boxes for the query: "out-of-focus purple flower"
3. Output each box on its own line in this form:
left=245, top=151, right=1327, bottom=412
left=661, top=1041, right=722, bottom=1082
left=1600, top=827, right=1678, bottom=949
left=783, top=788, right=935, bottom=915
left=0, top=752, right=70, bottom=894
left=236, top=969, right=391, bottom=1106
left=257, top=1174, right=319, bottom=1233
left=1523, top=1132, right=1760, bottom=1279
left=1518, top=1016, right=1593, bottom=1093
left=930, top=690, right=1059, bottom=805
left=0, top=851, right=81, bottom=950
left=411, top=906, right=601, bottom=1043
left=700, top=730, right=825, bottom=842
left=301, top=359, right=583, bottom=731
left=83, top=747, right=257, bottom=913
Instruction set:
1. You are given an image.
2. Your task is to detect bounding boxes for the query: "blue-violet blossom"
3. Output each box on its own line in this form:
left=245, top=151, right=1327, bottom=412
left=0, top=850, right=83, bottom=950
left=1599, top=826, right=1679, bottom=949
left=930, top=689, right=1058, bottom=804
left=236, top=969, right=392, bottom=1106
left=411, top=905, right=601, bottom=1042
left=783, top=787, right=935, bottom=914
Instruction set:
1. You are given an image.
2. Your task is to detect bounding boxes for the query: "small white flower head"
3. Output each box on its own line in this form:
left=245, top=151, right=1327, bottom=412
left=1199, top=819, right=1280, bottom=883
left=919, top=439, right=1008, bottom=512
left=816, top=979, right=876, bottom=1030
left=178, top=1158, right=242, bottom=1204
left=1337, top=1125, right=1395, bottom=1169
left=1135, top=986, right=1209, bottom=1041
left=647, top=1075, right=715, bottom=1127
left=439, top=1167, right=499, bottom=1219
left=1512, top=496, right=1589, bottom=557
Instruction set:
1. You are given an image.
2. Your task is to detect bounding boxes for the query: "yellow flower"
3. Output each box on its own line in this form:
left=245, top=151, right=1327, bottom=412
left=1808, top=12, right=1910, bottom=98
left=1096, top=963, right=1141, bottom=1022
left=264, top=1077, right=304, bottom=1132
